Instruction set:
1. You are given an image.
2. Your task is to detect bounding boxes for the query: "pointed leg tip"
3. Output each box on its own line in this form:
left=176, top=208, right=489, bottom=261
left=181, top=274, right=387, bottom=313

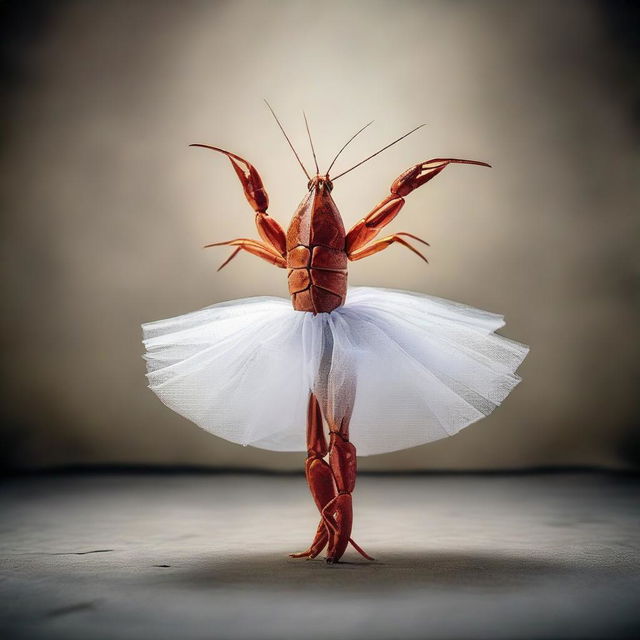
left=290, top=546, right=323, bottom=559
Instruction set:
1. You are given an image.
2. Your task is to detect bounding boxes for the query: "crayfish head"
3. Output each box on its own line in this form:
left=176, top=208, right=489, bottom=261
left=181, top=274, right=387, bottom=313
left=307, top=174, right=334, bottom=193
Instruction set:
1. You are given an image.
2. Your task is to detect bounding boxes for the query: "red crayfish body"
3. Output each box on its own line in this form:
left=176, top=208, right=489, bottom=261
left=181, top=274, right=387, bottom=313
left=286, top=176, right=347, bottom=313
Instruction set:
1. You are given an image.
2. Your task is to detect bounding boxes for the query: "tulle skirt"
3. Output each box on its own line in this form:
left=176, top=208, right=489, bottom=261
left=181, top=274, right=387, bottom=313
left=142, top=287, right=529, bottom=456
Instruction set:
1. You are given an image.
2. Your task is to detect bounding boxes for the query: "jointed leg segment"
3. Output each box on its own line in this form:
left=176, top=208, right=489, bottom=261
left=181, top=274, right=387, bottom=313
left=345, top=157, right=490, bottom=260
left=289, top=395, right=332, bottom=558
left=348, top=232, right=430, bottom=263
left=290, top=394, right=374, bottom=563
left=204, top=238, right=286, bottom=270
left=191, top=144, right=287, bottom=269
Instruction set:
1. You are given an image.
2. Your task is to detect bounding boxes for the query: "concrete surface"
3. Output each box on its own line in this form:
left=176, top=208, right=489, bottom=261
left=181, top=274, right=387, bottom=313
left=1, top=472, right=639, bottom=639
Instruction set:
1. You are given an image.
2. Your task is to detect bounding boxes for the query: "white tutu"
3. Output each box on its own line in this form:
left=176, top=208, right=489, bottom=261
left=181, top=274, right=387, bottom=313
left=142, top=287, right=528, bottom=456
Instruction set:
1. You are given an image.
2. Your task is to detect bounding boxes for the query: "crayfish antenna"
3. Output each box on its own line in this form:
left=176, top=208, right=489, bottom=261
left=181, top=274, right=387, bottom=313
left=264, top=99, right=311, bottom=180
left=303, top=111, right=320, bottom=174
left=326, top=120, right=374, bottom=176
left=332, top=123, right=427, bottom=181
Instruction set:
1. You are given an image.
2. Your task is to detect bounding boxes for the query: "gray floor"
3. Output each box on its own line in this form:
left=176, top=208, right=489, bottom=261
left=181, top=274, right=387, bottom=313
left=1, top=472, right=639, bottom=640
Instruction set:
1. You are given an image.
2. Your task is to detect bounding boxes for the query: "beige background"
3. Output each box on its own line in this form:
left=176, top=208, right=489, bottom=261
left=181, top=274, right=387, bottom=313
left=1, top=0, right=638, bottom=470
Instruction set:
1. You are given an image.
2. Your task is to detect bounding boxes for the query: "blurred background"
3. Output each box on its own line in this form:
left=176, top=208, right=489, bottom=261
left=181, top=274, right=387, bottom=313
left=1, top=0, right=638, bottom=472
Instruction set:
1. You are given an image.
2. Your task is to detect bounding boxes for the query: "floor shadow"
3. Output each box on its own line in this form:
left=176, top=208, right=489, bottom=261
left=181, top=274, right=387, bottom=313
left=167, top=549, right=588, bottom=591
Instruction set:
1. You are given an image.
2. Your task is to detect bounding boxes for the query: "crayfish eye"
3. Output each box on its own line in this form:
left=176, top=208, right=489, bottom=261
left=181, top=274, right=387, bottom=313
left=307, top=180, right=313, bottom=191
